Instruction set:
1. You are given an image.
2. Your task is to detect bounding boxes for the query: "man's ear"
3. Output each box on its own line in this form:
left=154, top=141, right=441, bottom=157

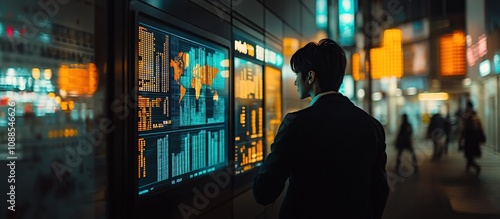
left=308, top=71, right=315, bottom=84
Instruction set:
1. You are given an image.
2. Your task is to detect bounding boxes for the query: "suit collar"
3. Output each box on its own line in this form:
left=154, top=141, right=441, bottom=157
left=310, top=92, right=350, bottom=106
left=310, top=91, right=338, bottom=106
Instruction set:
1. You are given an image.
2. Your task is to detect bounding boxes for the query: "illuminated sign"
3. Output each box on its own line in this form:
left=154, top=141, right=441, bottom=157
left=256, top=45, right=264, bottom=61
left=234, top=37, right=283, bottom=68
left=265, top=48, right=283, bottom=67
left=235, top=40, right=255, bottom=57
left=440, top=31, right=466, bottom=76
left=417, top=92, right=449, bottom=101
left=58, top=63, right=98, bottom=96
left=466, top=34, right=487, bottom=66
left=283, top=38, right=299, bottom=56
left=494, top=53, right=500, bottom=74
left=370, top=48, right=386, bottom=79
left=316, top=0, right=328, bottom=29
left=479, top=60, right=491, bottom=77
left=338, top=0, right=356, bottom=46
left=351, top=53, right=364, bottom=81
left=370, top=29, right=403, bottom=79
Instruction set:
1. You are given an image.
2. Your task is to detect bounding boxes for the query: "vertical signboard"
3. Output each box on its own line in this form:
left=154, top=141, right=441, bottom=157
left=316, top=0, right=328, bottom=29
left=338, top=0, right=356, bottom=46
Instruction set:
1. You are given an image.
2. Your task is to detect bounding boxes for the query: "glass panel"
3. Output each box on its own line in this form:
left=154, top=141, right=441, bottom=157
left=264, top=66, right=282, bottom=156
left=0, top=1, right=106, bottom=218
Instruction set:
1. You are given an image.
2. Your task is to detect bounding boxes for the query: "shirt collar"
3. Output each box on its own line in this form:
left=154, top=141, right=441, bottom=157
left=309, top=91, right=338, bottom=106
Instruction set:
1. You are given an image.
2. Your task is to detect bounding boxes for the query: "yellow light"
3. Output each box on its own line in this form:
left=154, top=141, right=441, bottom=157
left=54, top=96, right=62, bottom=104
left=43, top=69, right=52, bottom=80
left=32, top=68, right=40, bottom=80
left=370, top=29, right=403, bottom=79
left=382, top=29, right=402, bottom=47
left=60, top=102, right=68, bottom=111
left=370, top=47, right=386, bottom=79
left=68, top=101, right=75, bottom=110
left=417, top=92, right=449, bottom=101
left=352, top=53, right=364, bottom=81
left=283, top=38, right=299, bottom=56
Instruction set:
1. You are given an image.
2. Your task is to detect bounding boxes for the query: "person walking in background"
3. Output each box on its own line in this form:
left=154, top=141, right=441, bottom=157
left=427, top=111, right=447, bottom=160
left=443, top=113, right=452, bottom=155
left=459, top=101, right=486, bottom=175
left=395, top=114, right=418, bottom=175
left=252, top=39, right=389, bottom=219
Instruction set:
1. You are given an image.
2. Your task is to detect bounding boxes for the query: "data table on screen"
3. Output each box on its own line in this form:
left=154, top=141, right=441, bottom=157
left=136, top=21, right=230, bottom=196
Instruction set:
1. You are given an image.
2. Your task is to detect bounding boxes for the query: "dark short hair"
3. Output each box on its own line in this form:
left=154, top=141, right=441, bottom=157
left=290, top=38, right=346, bottom=92
left=466, top=101, right=474, bottom=109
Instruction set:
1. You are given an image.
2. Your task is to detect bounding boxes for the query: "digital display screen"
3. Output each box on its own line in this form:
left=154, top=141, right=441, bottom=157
left=234, top=57, right=264, bottom=175
left=137, top=20, right=230, bottom=196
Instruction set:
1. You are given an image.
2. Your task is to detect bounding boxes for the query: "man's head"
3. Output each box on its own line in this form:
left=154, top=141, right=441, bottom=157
left=402, top=113, right=408, bottom=121
left=290, top=38, right=346, bottom=99
left=466, top=101, right=474, bottom=110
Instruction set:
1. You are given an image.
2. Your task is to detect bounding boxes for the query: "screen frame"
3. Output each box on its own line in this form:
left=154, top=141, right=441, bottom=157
left=231, top=27, right=267, bottom=195
left=130, top=2, right=234, bottom=218
left=136, top=12, right=231, bottom=198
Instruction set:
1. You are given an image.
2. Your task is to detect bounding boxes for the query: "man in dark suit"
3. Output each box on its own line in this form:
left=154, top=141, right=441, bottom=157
left=252, top=39, right=389, bottom=219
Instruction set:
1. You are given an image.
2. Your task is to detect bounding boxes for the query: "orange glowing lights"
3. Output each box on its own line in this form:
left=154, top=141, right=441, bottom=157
left=283, top=38, right=300, bottom=56
left=48, top=128, right=78, bottom=138
left=369, top=29, right=403, bottom=79
left=352, top=53, right=365, bottom=81
left=440, top=31, right=466, bottom=76
left=58, top=63, right=98, bottom=96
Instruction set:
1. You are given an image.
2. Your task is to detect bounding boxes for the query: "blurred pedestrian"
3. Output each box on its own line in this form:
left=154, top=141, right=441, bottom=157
left=459, top=101, right=485, bottom=175
left=443, top=114, right=452, bottom=155
left=427, top=111, right=447, bottom=160
left=395, top=114, right=418, bottom=174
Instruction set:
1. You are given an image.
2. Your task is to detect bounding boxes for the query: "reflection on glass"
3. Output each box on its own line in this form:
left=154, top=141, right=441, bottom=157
left=0, top=1, right=105, bottom=218
left=264, top=66, right=282, bottom=155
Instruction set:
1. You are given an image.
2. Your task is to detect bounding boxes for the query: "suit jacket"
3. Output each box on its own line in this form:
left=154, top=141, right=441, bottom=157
left=253, top=93, right=389, bottom=219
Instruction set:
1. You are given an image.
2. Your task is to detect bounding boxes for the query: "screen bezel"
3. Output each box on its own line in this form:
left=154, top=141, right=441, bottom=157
left=130, top=2, right=234, bottom=217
